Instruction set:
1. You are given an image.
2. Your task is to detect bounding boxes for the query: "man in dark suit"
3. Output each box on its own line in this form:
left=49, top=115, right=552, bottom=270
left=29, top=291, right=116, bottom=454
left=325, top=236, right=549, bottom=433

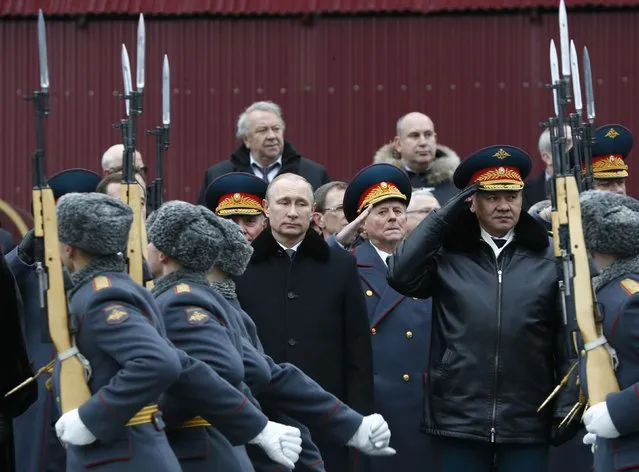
left=234, top=173, right=373, bottom=472
left=197, top=101, right=330, bottom=204
left=523, top=127, right=572, bottom=211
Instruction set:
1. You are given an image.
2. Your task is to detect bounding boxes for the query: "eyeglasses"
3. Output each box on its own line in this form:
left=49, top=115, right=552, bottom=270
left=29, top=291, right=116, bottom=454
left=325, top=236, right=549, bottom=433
left=321, top=205, right=344, bottom=213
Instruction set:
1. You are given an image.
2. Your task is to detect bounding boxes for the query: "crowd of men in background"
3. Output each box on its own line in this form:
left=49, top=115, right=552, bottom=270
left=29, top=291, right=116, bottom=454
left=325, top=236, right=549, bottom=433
left=1, top=99, right=637, bottom=472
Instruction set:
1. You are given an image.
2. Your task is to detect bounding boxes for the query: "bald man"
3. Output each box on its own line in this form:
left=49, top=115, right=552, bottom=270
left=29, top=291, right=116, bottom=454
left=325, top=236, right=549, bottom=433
left=373, top=112, right=460, bottom=204
left=101, top=144, right=146, bottom=177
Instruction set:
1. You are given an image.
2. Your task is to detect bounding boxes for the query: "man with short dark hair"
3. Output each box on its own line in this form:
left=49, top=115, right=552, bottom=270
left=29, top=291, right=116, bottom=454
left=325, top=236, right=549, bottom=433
left=312, top=181, right=348, bottom=240
left=234, top=173, right=373, bottom=472
left=196, top=101, right=330, bottom=204
left=387, top=145, right=578, bottom=472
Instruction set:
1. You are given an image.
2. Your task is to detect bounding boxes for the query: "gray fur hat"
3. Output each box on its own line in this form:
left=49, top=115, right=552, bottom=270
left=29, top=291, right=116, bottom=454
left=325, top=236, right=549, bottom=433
left=213, top=217, right=254, bottom=276
left=57, top=192, right=133, bottom=255
left=147, top=201, right=224, bottom=272
left=581, top=190, right=639, bottom=257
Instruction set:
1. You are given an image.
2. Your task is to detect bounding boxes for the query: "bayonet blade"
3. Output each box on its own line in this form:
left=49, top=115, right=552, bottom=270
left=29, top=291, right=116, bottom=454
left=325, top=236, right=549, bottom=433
left=121, top=44, right=133, bottom=117
left=162, top=55, right=170, bottom=126
left=550, top=40, right=560, bottom=117
left=559, top=0, right=570, bottom=77
left=570, top=40, right=582, bottom=113
left=136, top=14, right=145, bottom=91
left=583, top=47, right=595, bottom=124
left=37, top=9, right=49, bottom=90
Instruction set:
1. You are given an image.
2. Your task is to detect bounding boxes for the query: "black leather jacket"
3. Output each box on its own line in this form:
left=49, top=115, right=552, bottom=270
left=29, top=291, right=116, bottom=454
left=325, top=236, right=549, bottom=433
left=387, top=209, right=576, bottom=444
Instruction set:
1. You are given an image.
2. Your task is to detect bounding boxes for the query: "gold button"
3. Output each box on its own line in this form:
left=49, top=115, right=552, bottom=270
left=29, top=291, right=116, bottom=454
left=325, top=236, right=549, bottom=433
left=365, top=290, right=373, bottom=296
left=402, top=374, right=410, bottom=382
left=56, top=396, right=60, bottom=404
left=412, top=297, right=418, bottom=300
left=405, top=331, right=413, bottom=339
left=581, top=349, right=586, bottom=357
left=371, top=327, right=377, bottom=335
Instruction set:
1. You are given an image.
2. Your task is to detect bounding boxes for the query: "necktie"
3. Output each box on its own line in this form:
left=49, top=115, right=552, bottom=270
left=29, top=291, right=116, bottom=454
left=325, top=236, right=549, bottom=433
left=285, top=249, right=295, bottom=260
left=254, top=162, right=279, bottom=183
left=492, top=238, right=506, bottom=249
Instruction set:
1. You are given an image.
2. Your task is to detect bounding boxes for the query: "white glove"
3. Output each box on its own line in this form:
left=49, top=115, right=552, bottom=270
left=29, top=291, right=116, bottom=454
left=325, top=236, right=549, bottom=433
left=582, top=432, right=597, bottom=454
left=346, top=414, right=396, bottom=456
left=583, top=402, right=620, bottom=439
left=55, top=408, right=97, bottom=446
left=249, top=421, right=302, bottom=469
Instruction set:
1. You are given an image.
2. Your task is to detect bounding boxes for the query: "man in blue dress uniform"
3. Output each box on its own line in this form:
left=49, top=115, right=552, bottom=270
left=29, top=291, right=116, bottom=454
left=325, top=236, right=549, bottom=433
left=9, top=168, right=101, bottom=472
left=577, top=190, right=639, bottom=472
left=588, top=124, right=633, bottom=195
left=342, top=163, right=435, bottom=472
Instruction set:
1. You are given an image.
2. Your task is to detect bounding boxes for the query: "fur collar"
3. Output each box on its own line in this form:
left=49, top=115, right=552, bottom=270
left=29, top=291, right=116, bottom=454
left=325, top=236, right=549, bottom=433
left=443, top=209, right=550, bottom=253
left=250, top=228, right=330, bottom=264
left=212, top=278, right=237, bottom=300
left=593, top=254, right=639, bottom=291
left=69, top=255, right=126, bottom=298
left=372, top=142, right=460, bottom=186
left=151, top=269, right=209, bottom=297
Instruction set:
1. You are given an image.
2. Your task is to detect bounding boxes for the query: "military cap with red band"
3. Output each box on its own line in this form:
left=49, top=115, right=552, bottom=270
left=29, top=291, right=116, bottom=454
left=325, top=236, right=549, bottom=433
left=453, top=145, right=532, bottom=191
left=586, top=124, right=633, bottom=180
left=204, top=172, right=267, bottom=216
left=343, top=163, right=412, bottom=222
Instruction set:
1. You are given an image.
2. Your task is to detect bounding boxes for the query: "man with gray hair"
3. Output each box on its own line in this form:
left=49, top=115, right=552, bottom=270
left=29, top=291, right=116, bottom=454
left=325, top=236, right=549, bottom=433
left=523, top=127, right=572, bottom=211
left=197, top=101, right=330, bottom=204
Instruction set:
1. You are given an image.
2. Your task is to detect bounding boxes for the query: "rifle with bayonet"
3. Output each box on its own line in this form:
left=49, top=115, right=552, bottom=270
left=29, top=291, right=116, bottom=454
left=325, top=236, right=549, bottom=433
left=115, top=15, right=148, bottom=288
left=538, top=0, right=619, bottom=421
left=147, top=54, right=170, bottom=213
left=9, top=10, right=92, bottom=412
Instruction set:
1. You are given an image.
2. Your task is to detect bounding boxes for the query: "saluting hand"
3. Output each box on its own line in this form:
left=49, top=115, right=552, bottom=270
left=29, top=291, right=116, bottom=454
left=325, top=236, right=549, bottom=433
left=347, top=413, right=396, bottom=456
left=335, top=205, right=372, bottom=247
left=55, top=408, right=97, bottom=446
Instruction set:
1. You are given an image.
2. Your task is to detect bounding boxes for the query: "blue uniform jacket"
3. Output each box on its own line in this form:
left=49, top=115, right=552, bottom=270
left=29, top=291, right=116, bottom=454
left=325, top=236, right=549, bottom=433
left=153, top=276, right=259, bottom=472
left=589, top=272, right=639, bottom=472
left=64, top=270, right=183, bottom=472
left=7, top=247, right=66, bottom=472
left=353, top=240, right=435, bottom=472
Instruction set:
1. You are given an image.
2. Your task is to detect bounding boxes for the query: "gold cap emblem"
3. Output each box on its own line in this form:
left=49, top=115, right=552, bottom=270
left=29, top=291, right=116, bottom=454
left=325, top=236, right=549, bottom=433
left=605, top=128, right=620, bottom=139
left=492, top=148, right=511, bottom=160
left=380, top=182, right=388, bottom=189
left=233, top=193, right=242, bottom=202
left=498, top=167, right=506, bottom=174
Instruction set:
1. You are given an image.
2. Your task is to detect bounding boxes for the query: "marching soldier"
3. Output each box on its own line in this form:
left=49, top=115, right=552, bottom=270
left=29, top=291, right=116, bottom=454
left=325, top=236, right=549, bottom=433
left=52, top=192, right=184, bottom=471
left=53, top=192, right=301, bottom=471
left=146, top=200, right=303, bottom=471
left=579, top=190, right=639, bottom=472
left=9, top=168, right=101, bottom=472
left=588, top=124, right=633, bottom=195
left=387, top=146, right=579, bottom=472
left=341, top=163, right=435, bottom=472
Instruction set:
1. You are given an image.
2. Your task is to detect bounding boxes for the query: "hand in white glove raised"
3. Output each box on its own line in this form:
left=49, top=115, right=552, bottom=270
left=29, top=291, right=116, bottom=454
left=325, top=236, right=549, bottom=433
left=55, top=408, right=97, bottom=446
left=249, top=421, right=302, bottom=469
left=583, top=402, right=620, bottom=439
left=582, top=432, right=597, bottom=454
left=347, top=414, right=396, bottom=456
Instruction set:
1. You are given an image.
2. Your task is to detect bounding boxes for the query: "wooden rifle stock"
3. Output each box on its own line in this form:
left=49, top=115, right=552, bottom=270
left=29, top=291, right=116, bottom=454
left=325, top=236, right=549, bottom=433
left=552, top=175, right=619, bottom=404
left=120, top=182, right=144, bottom=285
left=33, top=187, right=91, bottom=413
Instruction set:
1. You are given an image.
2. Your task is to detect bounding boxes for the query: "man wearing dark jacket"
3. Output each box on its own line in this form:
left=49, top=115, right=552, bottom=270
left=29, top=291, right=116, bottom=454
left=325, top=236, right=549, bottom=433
left=197, top=101, right=330, bottom=204
left=373, top=112, right=460, bottom=205
left=234, top=173, right=374, bottom=472
left=387, top=145, right=578, bottom=472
